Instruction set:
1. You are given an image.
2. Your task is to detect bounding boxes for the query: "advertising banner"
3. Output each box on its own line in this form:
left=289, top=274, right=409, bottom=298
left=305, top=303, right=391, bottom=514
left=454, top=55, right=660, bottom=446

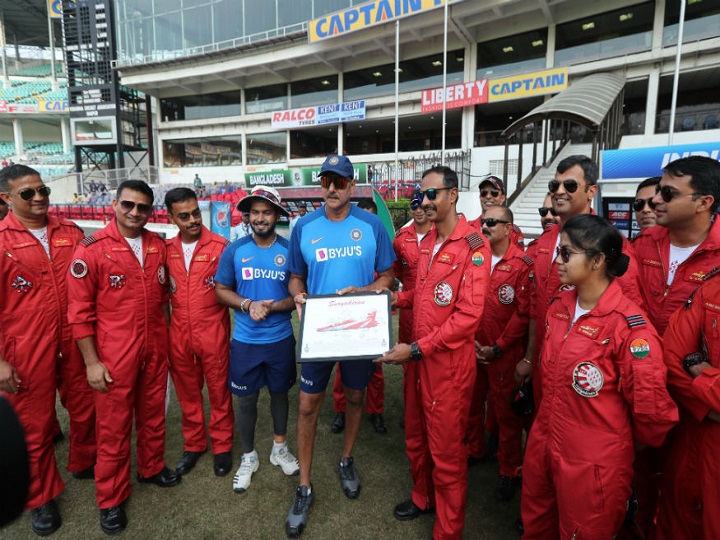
left=309, top=0, right=463, bottom=43
left=210, top=201, right=231, bottom=239
left=271, top=100, right=366, bottom=130
left=602, top=142, right=720, bottom=179
left=487, top=67, right=568, bottom=102
left=421, top=80, right=488, bottom=113
left=245, top=165, right=367, bottom=187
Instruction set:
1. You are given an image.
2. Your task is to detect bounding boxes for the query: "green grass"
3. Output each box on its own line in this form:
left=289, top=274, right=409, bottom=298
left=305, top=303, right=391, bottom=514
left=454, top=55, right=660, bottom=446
left=1, top=313, right=521, bottom=539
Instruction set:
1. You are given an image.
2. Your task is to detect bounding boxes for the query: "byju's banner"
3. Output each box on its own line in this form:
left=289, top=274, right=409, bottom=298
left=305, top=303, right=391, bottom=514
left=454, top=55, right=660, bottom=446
left=602, top=142, right=720, bottom=179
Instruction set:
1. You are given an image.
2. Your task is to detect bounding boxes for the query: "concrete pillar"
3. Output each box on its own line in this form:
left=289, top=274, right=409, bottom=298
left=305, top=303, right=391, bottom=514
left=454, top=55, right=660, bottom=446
left=61, top=118, right=71, bottom=153
left=652, top=0, right=666, bottom=50
left=645, top=69, right=660, bottom=136
left=12, top=117, right=23, bottom=158
left=462, top=42, right=477, bottom=151
left=546, top=25, right=556, bottom=68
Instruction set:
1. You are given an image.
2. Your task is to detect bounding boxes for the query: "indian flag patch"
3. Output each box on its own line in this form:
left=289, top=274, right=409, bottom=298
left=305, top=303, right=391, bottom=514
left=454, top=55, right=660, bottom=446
left=472, top=252, right=484, bottom=266
left=630, top=338, right=650, bottom=359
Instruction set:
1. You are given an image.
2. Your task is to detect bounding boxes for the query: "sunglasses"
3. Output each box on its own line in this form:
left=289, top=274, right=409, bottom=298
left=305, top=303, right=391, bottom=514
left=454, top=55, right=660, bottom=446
left=538, top=206, right=557, bottom=217
left=555, top=245, right=594, bottom=263
left=13, top=186, right=52, bottom=200
left=119, top=200, right=153, bottom=214
left=480, top=189, right=500, bottom=198
left=548, top=179, right=582, bottom=194
left=410, top=199, right=421, bottom=211
left=175, top=208, right=202, bottom=221
left=321, top=175, right=349, bottom=190
left=417, top=187, right=453, bottom=201
left=481, top=218, right=509, bottom=228
left=632, top=198, right=656, bottom=212
left=654, top=184, right=700, bottom=203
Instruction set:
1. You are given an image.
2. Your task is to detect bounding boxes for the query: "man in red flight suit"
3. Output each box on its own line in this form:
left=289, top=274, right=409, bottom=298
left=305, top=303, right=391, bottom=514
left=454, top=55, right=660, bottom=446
left=468, top=205, right=532, bottom=502
left=68, top=180, right=180, bottom=535
left=165, top=188, right=234, bottom=477
left=516, top=156, right=643, bottom=395
left=0, top=164, right=96, bottom=536
left=659, top=271, right=720, bottom=540
left=380, top=165, right=491, bottom=540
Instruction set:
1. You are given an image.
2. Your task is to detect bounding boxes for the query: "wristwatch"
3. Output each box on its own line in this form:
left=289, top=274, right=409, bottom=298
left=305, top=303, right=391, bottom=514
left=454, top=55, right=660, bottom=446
left=683, top=352, right=706, bottom=375
left=410, top=342, right=423, bottom=361
left=492, top=344, right=503, bottom=359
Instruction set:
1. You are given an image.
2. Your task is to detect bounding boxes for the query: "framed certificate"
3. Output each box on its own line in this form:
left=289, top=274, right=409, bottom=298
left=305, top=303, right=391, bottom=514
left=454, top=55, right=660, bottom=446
left=297, top=291, right=393, bottom=363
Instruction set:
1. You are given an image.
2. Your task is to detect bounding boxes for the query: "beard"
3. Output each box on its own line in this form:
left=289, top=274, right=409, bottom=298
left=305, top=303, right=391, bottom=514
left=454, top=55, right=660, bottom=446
left=251, top=221, right=276, bottom=238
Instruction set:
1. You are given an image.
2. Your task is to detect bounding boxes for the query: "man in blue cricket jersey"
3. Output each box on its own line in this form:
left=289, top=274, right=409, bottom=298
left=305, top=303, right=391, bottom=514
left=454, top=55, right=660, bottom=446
left=215, top=185, right=300, bottom=494
left=285, top=156, right=395, bottom=538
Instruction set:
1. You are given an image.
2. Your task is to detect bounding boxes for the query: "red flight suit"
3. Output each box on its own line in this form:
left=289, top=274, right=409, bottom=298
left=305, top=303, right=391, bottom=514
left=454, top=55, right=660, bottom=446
left=166, top=226, right=234, bottom=455
left=396, top=216, right=491, bottom=540
left=466, top=242, right=532, bottom=477
left=0, top=212, right=96, bottom=509
left=632, top=218, right=720, bottom=335
left=521, top=281, right=678, bottom=539
left=530, top=223, right=643, bottom=404
left=332, top=365, right=383, bottom=414
left=68, top=218, right=170, bottom=509
left=657, top=274, right=720, bottom=540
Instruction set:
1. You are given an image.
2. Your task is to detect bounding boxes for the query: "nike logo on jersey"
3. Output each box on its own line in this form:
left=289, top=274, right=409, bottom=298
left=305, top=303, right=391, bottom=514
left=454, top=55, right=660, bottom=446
left=311, top=237, right=323, bottom=244
left=242, top=257, right=254, bottom=263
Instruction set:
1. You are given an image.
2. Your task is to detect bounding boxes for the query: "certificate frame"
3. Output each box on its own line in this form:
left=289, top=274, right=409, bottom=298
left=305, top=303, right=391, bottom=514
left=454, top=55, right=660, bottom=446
left=297, top=291, right=393, bottom=363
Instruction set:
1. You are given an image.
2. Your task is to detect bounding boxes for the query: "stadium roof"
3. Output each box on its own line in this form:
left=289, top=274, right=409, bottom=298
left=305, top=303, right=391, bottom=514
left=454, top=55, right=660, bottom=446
left=2, top=0, right=61, bottom=49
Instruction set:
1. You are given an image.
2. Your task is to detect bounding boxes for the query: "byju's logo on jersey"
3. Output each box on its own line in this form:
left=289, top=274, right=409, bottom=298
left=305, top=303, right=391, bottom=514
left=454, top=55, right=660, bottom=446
left=242, top=267, right=286, bottom=281
left=315, top=246, right=362, bottom=263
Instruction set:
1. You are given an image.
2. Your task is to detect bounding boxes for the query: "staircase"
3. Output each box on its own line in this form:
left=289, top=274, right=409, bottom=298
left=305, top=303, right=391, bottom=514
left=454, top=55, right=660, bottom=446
left=510, top=143, right=593, bottom=239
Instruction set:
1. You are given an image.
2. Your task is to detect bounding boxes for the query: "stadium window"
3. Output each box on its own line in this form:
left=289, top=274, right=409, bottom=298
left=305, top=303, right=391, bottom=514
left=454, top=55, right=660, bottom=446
left=246, top=83, right=288, bottom=115
left=663, top=0, right=720, bottom=45
left=290, top=126, right=338, bottom=159
left=159, top=91, right=241, bottom=122
left=344, top=50, right=464, bottom=101
left=247, top=132, right=287, bottom=164
left=554, top=2, right=654, bottom=66
left=476, top=29, right=548, bottom=79
left=162, top=136, right=242, bottom=168
left=655, top=69, right=720, bottom=134
left=290, top=76, right=339, bottom=109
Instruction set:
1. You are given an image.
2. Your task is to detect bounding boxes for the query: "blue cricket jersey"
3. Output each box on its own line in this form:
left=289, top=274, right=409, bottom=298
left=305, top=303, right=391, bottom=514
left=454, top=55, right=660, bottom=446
left=215, top=235, right=293, bottom=344
left=288, top=204, right=395, bottom=295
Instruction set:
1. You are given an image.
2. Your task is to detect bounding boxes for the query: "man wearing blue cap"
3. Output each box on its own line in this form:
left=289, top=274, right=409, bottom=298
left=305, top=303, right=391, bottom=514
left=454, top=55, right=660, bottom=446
left=285, top=155, right=395, bottom=538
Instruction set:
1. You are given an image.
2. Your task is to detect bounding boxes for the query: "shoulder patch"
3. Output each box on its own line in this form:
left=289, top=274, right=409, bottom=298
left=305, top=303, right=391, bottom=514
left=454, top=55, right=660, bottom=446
left=80, top=235, right=98, bottom=247
left=465, top=232, right=485, bottom=250
left=522, top=255, right=533, bottom=266
left=626, top=314, right=647, bottom=328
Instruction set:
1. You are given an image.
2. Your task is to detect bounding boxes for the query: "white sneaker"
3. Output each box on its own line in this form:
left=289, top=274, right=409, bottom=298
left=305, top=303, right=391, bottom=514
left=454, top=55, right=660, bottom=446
left=232, top=450, right=259, bottom=493
left=270, top=444, right=300, bottom=476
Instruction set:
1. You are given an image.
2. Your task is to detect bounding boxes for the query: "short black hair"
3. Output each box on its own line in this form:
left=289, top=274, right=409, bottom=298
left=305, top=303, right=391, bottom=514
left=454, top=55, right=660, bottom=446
left=356, top=198, right=377, bottom=214
left=556, top=155, right=598, bottom=186
left=0, top=164, right=41, bottom=192
left=116, top=180, right=154, bottom=204
left=421, top=165, right=458, bottom=189
left=562, top=214, right=629, bottom=278
left=664, top=156, right=720, bottom=213
left=165, top=187, right=197, bottom=213
left=636, top=176, right=661, bottom=194
left=485, top=205, right=513, bottom=224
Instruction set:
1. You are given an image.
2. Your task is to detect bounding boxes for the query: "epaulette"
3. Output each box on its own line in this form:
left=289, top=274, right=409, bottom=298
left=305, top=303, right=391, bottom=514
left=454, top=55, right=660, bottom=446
left=80, top=235, right=98, bottom=247
left=626, top=314, right=647, bottom=328
left=465, top=231, right=485, bottom=250
left=522, top=255, right=533, bottom=266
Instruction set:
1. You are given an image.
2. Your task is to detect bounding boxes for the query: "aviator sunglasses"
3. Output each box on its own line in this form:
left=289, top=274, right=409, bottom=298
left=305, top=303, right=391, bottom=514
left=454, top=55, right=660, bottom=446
left=119, top=200, right=153, bottom=214
left=175, top=208, right=202, bottom=221
left=548, top=179, right=582, bottom=194
left=480, top=189, right=500, bottom=198
left=632, top=198, right=656, bottom=212
left=480, top=218, right=509, bottom=227
left=417, top=187, right=452, bottom=201
left=410, top=199, right=421, bottom=211
left=13, top=186, right=52, bottom=200
left=538, top=206, right=557, bottom=217
left=654, top=183, right=701, bottom=204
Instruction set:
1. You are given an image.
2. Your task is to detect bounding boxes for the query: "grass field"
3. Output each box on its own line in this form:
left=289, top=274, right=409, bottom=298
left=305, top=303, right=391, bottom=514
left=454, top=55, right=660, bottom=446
left=1, top=313, right=522, bottom=540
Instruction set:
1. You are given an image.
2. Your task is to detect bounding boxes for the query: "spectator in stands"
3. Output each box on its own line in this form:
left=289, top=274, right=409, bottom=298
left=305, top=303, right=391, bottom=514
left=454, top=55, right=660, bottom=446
left=1, top=158, right=8, bottom=168
left=193, top=174, right=205, bottom=197
left=72, top=193, right=81, bottom=203
left=230, top=212, right=251, bottom=242
left=289, top=204, right=307, bottom=234
left=0, top=198, right=8, bottom=221
left=633, top=177, right=660, bottom=232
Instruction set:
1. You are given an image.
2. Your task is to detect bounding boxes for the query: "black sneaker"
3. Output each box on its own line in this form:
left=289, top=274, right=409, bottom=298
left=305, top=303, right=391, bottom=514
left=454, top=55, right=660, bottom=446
left=337, top=457, right=361, bottom=499
left=495, top=475, right=517, bottom=502
left=286, top=485, right=314, bottom=538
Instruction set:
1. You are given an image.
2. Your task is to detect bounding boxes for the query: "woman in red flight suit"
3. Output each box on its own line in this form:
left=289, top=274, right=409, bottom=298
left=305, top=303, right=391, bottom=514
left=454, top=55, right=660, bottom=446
left=521, top=214, right=678, bottom=539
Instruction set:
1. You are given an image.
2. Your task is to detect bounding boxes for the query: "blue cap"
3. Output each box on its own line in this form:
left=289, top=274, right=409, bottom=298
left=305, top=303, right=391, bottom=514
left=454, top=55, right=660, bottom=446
left=319, top=155, right=354, bottom=179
